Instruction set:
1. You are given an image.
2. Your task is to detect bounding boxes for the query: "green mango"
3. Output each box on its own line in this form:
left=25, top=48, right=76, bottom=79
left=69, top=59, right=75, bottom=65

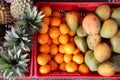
left=111, top=7, right=120, bottom=26
left=77, top=25, right=87, bottom=37
left=100, top=19, right=118, bottom=38
left=87, top=34, right=101, bottom=50
left=109, top=53, right=120, bottom=72
left=110, top=30, right=120, bottom=53
left=95, top=4, right=111, bottom=21
left=74, top=36, right=87, bottom=53
left=85, top=50, right=100, bottom=71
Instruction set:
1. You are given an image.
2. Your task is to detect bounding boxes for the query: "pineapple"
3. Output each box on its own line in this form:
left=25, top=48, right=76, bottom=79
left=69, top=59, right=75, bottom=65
left=10, top=0, right=33, bottom=19
left=4, top=26, right=32, bottom=51
left=0, top=46, right=29, bottom=79
left=16, top=3, right=45, bottom=34
left=0, top=0, right=12, bottom=24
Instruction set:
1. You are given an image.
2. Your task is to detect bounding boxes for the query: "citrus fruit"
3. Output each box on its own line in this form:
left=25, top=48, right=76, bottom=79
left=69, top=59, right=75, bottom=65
left=37, top=53, right=51, bottom=65
left=53, top=10, right=62, bottom=18
left=64, top=43, right=75, bottom=54
left=68, top=30, right=76, bottom=36
left=50, top=44, right=58, bottom=55
left=39, top=23, right=49, bottom=34
left=73, top=48, right=80, bottom=54
left=39, top=44, right=50, bottom=53
left=65, top=61, right=78, bottom=73
left=39, top=65, right=51, bottom=74
left=63, top=54, right=73, bottom=63
left=52, top=37, right=60, bottom=45
left=43, top=16, right=51, bottom=25
left=54, top=53, right=64, bottom=64
left=48, top=60, right=58, bottom=71
left=38, top=33, right=49, bottom=44
left=59, top=34, right=69, bottom=44
left=51, top=17, right=61, bottom=27
left=49, top=26, right=60, bottom=38
left=78, top=64, right=90, bottom=74
left=59, top=63, right=66, bottom=71
left=41, top=6, right=52, bottom=17
left=59, top=44, right=65, bottom=53
left=59, top=23, right=69, bottom=34
left=73, top=54, right=84, bottom=64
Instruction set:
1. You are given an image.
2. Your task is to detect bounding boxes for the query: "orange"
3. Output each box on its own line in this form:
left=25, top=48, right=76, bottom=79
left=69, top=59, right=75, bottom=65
left=64, top=43, right=75, bottom=54
left=39, top=64, right=51, bottom=74
left=63, top=54, right=72, bottom=63
left=51, top=17, right=61, bottom=27
left=73, top=48, right=80, bottom=54
left=48, top=60, right=58, bottom=71
left=39, top=44, right=50, bottom=53
left=53, top=10, right=62, bottom=18
left=68, top=30, right=76, bottom=36
left=41, top=6, right=52, bottom=17
left=59, top=23, right=69, bottom=34
left=50, top=44, right=58, bottom=55
left=49, top=26, right=60, bottom=39
left=54, top=53, right=64, bottom=64
left=59, top=44, right=65, bottom=53
left=59, top=34, right=69, bottom=44
left=78, top=64, right=90, bottom=74
left=65, top=61, right=78, bottom=73
left=59, top=63, right=66, bottom=71
left=43, top=16, right=51, bottom=25
left=38, top=33, right=49, bottom=44
left=39, top=23, right=49, bottom=34
left=37, top=53, right=51, bottom=65
left=52, top=37, right=60, bottom=45
left=73, top=54, right=84, bottom=64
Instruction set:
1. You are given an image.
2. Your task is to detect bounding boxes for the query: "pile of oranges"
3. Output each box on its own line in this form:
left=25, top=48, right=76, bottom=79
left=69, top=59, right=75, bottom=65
left=37, top=6, right=90, bottom=75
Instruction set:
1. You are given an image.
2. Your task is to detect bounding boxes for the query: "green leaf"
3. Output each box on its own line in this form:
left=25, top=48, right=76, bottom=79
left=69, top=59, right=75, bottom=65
left=16, top=67, right=22, bottom=76
left=8, top=49, right=13, bottom=59
left=11, top=27, right=19, bottom=38
left=20, top=54, right=28, bottom=59
left=16, top=49, right=21, bottom=59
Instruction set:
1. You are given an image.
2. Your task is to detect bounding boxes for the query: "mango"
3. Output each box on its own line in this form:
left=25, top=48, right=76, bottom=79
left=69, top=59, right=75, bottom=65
left=110, top=30, right=120, bottom=53
left=110, top=54, right=120, bottom=72
left=77, top=25, right=88, bottom=37
left=94, top=43, right=111, bottom=62
left=74, top=36, right=87, bottom=52
left=65, top=11, right=78, bottom=32
left=87, top=34, right=102, bottom=50
left=111, top=7, right=120, bottom=26
left=85, top=50, right=100, bottom=71
left=98, top=62, right=117, bottom=76
left=95, top=5, right=111, bottom=21
left=82, top=13, right=101, bottom=35
left=100, top=19, right=118, bottom=38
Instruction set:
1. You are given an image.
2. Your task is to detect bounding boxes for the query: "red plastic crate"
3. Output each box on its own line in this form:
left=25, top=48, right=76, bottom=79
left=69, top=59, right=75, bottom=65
left=34, top=2, right=120, bottom=78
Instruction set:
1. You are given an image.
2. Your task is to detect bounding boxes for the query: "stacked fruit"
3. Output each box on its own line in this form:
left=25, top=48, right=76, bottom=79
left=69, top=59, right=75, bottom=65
left=74, top=5, right=120, bottom=77
left=37, top=6, right=90, bottom=75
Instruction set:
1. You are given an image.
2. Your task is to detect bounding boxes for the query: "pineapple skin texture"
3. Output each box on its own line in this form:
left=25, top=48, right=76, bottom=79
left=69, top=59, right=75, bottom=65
left=0, top=0, right=12, bottom=24
left=10, top=0, right=33, bottom=19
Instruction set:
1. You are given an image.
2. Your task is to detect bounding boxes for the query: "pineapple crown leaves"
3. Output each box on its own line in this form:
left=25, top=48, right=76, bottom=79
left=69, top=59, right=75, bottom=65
left=4, top=26, right=33, bottom=51
left=16, top=3, right=45, bottom=34
left=0, top=46, right=29, bottom=79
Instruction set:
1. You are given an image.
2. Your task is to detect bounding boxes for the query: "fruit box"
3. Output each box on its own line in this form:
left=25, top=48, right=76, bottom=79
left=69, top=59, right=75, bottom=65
left=34, top=2, right=120, bottom=78
left=0, top=25, right=34, bottom=79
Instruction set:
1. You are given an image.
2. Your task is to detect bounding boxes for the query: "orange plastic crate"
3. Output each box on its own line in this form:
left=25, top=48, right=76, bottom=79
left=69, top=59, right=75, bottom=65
left=34, top=2, right=120, bottom=78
